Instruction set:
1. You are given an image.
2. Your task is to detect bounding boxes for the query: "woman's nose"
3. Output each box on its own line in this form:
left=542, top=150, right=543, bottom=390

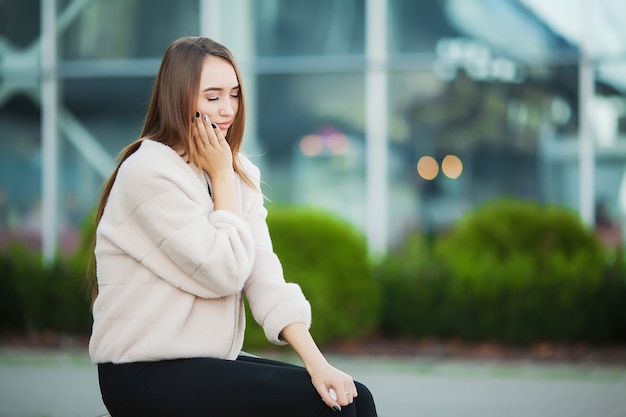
left=220, top=101, right=235, bottom=116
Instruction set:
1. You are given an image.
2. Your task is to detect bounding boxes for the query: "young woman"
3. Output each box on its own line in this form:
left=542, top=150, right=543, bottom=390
left=88, top=36, right=378, bottom=417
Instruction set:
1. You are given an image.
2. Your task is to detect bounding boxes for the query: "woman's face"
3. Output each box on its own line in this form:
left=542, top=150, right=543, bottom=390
left=196, top=55, right=240, bottom=137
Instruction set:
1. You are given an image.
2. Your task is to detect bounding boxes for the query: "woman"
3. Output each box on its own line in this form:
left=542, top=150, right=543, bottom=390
left=88, top=36, right=378, bottom=417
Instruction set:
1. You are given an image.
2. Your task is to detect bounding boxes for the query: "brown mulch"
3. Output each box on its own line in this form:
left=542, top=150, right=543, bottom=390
left=0, top=331, right=91, bottom=351
left=324, top=335, right=626, bottom=365
left=2, top=332, right=626, bottom=365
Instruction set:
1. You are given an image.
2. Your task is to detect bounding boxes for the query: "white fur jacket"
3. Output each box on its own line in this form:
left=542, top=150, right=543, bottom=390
left=89, top=139, right=311, bottom=363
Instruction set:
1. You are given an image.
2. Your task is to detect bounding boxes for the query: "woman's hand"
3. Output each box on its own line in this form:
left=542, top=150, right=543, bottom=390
left=192, top=112, right=239, bottom=215
left=280, top=323, right=358, bottom=412
left=192, top=112, right=233, bottom=179
left=308, top=360, right=358, bottom=412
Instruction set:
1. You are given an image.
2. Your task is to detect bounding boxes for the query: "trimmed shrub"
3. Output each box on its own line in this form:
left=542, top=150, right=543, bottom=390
left=243, top=205, right=381, bottom=350
left=378, top=232, right=453, bottom=337
left=0, top=246, right=25, bottom=333
left=379, top=198, right=626, bottom=345
left=1, top=206, right=381, bottom=347
left=0, top=244, right=92, bottom=335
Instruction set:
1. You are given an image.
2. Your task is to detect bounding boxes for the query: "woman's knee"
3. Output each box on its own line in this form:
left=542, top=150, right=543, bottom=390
left=354, top=381, right=377, bottom=416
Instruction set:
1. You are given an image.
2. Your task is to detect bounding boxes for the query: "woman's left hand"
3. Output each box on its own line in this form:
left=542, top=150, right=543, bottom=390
left=279, top=323, right=358, bottom=412
left=308, top=361, right=358, bottom=411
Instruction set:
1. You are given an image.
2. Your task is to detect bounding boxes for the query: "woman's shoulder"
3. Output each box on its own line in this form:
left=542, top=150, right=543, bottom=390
left=116, top=139, right=196, bottom=194
left=121, top=140, right=188, bottom=175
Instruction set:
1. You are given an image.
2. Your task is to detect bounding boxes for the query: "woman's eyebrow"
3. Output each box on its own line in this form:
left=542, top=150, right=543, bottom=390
left=202, top=85, right=240, bottom=93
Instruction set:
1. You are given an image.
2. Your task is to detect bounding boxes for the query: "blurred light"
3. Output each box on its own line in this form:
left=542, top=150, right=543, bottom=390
left=435, top=37, right=523, bottom=83
left=417, top=156, right=439, bottom=180
left=300, top=134, right=324, bottom=156
left=491, top=57, right=518, bottom=81
left=442, top=154, right=463, bottom=179
left=326, top=133, right=350, bottom=155
left=550, top=97, right=572, bottom=125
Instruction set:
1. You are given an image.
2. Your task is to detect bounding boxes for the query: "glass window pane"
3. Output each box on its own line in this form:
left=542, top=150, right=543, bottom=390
left=389, top=63, right=582, bottom=233
left=62, top=77, right=152, bottom=155
left=389, top=0, right=459, bottom=54
left=255, top=72, right=367, bottom=229
left=0, top=0, right=40, bottom=47
left=0, top=95, right=41, bottom=246
left=58, top=76, right=154, bottom=237
left=0, top=0, right=42, bottom=248
left=61, top=0, right=199, bottom=59
left=254, top=0, right=365, bottom=56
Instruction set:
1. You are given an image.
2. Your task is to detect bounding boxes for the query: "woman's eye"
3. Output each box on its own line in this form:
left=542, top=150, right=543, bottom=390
left=230, top=94, right=239, bottom=99
left=207, top=97, right=218, bottom=101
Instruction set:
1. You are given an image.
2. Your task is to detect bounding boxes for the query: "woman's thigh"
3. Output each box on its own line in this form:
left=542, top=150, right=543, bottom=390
left=98, top=355, right=369, bottom=417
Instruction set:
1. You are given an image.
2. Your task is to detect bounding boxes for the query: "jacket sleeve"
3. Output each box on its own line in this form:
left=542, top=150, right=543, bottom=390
left=239, top=158, right=312, bottom=344
left=97, top=149, right=255, bottom=299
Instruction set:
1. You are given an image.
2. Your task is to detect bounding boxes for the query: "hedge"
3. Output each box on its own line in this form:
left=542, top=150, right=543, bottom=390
left=378, top=198, right=626, bottom=344
left=243, top=205, right=381, bottom=349
left=0, top=244, right=92, bottom=335
left=0, top=206, right=382, bottom=350
left=3, top=198, right=624, bottom=348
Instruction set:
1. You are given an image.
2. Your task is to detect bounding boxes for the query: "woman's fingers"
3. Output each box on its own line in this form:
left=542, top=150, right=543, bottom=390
left=196, top=113, right=212, bottom=145
left=192, top=112, right=208, bottom=152
left=199, top=113, right=228, bottom=149
left=192, top=112, right=233, bottom=177
left=192, top=113, right=218, bottom=157
left=201, top=114, right=212, bottom=140
left=325, top=387, right=340, bottom=411
left=344, top=384, right=358, bottom=403
left=308, top=362, right=359, bottom=411
left=337, top=385, right=355, bottom=406
left=314, top=377, right=357, bottom=412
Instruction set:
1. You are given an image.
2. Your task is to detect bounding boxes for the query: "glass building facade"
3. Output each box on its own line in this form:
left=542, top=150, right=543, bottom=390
left=1, top=0, right=625, bottom=259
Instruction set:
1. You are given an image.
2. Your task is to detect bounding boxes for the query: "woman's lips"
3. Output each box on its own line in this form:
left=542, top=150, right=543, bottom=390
left=216, top=122, right=231, bottom=131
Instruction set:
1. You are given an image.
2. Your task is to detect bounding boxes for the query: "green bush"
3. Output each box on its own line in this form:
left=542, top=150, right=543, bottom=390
left=0, top=244, right=92, bottom=335
left=1, top=206, right=381, bottom=348
left=595, top=255, right=626, bottom=341
left=378, top=198, right=626, bottom=345
left=377, top=232, right=452, bottom=337
left=0, top=246, right=25, bottom=333
left=244, top=205, right=381, bottom=350
left=6, top=197, right=623, bottom=348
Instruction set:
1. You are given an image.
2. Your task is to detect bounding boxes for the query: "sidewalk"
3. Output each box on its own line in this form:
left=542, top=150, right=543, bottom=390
left=1, top=347, right=625, bottom=417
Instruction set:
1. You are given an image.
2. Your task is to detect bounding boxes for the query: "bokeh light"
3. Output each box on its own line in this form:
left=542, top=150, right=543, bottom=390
left=441, top=154, right=463, bottom=179
left=417, top=156, right=439, bottom=180
left=326, top=133, right=350, bottom=155
left=300, top=134, right=324, bottom=156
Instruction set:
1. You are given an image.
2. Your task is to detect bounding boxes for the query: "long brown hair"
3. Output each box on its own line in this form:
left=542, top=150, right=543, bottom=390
left=87, top=37, right=255, bottom=303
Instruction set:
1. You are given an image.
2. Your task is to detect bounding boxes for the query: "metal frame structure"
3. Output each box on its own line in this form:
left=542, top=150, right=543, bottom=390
left=29, top=0, right=391, bottom=261
left=0, top=0, right=612, bottom=262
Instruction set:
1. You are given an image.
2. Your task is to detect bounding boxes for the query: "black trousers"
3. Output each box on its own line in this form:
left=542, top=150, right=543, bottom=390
left=98, top=354, right=378, bottom=417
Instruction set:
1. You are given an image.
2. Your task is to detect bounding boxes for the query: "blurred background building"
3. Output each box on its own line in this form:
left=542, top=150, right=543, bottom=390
left=1, top=0, right=626, bottom=261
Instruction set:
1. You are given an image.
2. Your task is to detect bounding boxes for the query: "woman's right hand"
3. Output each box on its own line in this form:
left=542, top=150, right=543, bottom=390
left=192, top=112, right=239, bottom=215
left=192, top=112, right=233, bottom=180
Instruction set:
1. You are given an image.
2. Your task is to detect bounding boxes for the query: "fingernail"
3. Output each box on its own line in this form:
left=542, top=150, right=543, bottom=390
left=195, top=111, right=200, bottom=118
left=211, top=123, right=217, bottom=129
left=203, top=115, right=209, bottom=122
left=329, top=389, right=337, bottom=402
left=333, top=405, right=341, bottom=412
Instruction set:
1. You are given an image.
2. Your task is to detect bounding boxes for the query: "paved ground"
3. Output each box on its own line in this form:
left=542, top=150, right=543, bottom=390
left=1, top=348, right=625, bottom=417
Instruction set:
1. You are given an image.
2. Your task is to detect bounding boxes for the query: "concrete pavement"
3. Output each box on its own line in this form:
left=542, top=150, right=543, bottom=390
left=1, top=348, right=625, bottom=417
